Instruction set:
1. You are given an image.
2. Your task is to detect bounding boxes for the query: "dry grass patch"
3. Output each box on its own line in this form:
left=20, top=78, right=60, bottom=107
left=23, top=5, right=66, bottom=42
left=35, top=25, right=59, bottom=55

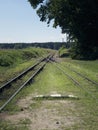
left=0, top=93, right=81, bottom=130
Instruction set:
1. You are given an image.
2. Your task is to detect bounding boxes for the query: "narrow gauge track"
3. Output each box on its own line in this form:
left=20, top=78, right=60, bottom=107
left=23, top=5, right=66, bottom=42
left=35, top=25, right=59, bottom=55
left=0, top=54, right=52, bottom=112
left=56, top=61, right=98, bottom=86
left=49, top=58, right=98, bottom=101
left=0, top=55, right=50, bottom=92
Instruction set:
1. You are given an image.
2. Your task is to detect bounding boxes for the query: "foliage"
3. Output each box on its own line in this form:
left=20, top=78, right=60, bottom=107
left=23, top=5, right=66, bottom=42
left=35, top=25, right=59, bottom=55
left=0, top=42, right=72, bottom=50
left=0, top=47, right=48, bottom=67
left=28, top=0, right=98, bottom=59
left=0, top=54, right=14, bottom=66
left=69, top=42, right=98, bottom=60
left=58, top=46, right=69, bottom=57
left=22, top=47, right=45, bottom=59
left=0, top=50, right=22, bottom=67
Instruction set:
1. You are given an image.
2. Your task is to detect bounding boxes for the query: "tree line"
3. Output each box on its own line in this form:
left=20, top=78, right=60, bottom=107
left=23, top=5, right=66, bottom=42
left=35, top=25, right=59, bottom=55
left=0, top=42, right=71, bottom=50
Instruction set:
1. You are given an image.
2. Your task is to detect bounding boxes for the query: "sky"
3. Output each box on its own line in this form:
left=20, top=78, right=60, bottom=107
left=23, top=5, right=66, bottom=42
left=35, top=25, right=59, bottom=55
left=0, top=0, right=66, bottom=43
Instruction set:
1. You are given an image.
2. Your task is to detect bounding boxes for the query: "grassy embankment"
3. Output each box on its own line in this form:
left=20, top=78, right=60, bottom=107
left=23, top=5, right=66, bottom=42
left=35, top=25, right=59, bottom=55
left=0, top=51, right=98, bottom=130
left=0, top=47, right=49, bottom=86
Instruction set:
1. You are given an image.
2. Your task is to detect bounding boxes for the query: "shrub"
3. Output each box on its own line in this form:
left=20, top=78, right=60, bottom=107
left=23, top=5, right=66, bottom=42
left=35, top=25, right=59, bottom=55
left=58, top=46, right=69, bottom=57
left=0, top=55, right=14, bottom=66
left=70, top=43, right=98, bottom=60
left=0, top=47, right=48, bottom=67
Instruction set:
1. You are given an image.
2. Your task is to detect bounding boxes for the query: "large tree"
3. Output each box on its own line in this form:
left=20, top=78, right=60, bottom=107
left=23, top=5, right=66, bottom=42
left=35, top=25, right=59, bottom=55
left=28, top=0, right=98, bottom=59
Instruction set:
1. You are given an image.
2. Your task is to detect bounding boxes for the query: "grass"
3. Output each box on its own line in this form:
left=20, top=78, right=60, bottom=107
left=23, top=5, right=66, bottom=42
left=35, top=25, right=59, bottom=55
left=0, top=57, right=98, bottom=130
left=0, top=119, right=29, bottom=130
left=61, top=58, right=98, bottom=82
left=0, top=47, right=48, bottom=66
left=0, top=59, right=36, bottom=86
left=29, top=63, right=82, bottom=96
left=0, top=47, right=49, bottom=86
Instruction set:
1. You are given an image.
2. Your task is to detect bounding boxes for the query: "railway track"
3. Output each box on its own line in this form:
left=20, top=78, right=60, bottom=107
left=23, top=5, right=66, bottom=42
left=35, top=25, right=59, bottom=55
left=49, top=58, right=98, bottom=101
left=57, top=62, right=98, bottom=86
left=0, top=54, right=52, bottom=112
left=52, top=56, right=98, bottom=86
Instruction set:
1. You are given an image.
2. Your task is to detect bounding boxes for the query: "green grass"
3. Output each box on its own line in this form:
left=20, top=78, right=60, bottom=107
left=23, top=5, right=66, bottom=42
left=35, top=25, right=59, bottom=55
left=20, top=60, right=98, bottom=129
left=0, top=120, right=29, bottom=130
left=61, top=58, right=98, bottom=82
left=0, top=57, right=98, bottom=130
left=1, top=62, right=82, bottom=111
left=0, top=47, right=49, bottom=86
left=56, top=61, right=98, bottom=98
left=0, top=59, right=37, bottom=86
left=0, top=47, right=48, bottom=67
left=29, top=63, right=82, bottom=96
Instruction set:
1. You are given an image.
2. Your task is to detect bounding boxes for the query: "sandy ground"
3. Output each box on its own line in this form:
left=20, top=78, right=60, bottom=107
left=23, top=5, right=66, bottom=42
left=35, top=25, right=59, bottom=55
left=0, top=93, right=81, bottom=130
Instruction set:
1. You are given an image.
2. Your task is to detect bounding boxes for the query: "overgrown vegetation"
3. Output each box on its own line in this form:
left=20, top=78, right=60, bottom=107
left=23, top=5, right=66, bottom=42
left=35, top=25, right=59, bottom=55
left=0, top=47, right=49, bottom=86
left=0, top=58, right=98, bottom=129
left=58, top=46, right=69, bottom=57
left=70, top=42, right=98, bottom=60
left=0, top=47, right=48, bottom=67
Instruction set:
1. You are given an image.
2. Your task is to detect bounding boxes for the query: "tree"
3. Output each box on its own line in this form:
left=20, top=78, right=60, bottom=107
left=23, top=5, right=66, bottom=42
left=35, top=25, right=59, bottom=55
left=28, top=0, right=98, bottom=59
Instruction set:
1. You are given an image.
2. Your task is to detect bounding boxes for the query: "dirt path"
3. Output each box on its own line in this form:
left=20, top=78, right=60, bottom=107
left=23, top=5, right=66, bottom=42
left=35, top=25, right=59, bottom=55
left=0, top=93, right=81, bottom=130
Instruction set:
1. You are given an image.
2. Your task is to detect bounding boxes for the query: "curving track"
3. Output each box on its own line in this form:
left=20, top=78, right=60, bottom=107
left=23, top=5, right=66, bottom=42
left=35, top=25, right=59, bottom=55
left=0, top=54, right=52, bottom=112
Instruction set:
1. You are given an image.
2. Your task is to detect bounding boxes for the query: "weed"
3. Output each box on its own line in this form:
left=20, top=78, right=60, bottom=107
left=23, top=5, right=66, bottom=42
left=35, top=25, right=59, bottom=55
left=0, top=57, right=98, bottom=130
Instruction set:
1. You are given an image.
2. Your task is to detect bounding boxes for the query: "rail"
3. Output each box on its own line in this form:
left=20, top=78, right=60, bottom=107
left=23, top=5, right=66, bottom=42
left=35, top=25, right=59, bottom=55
left=49, top=59, right=98, bottom=102
left=0, top=54, right=53, bottom=112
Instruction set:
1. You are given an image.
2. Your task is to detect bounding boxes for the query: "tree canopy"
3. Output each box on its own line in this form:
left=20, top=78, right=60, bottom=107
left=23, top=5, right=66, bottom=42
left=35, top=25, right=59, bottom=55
left=28, top=0, right=98, bottom=59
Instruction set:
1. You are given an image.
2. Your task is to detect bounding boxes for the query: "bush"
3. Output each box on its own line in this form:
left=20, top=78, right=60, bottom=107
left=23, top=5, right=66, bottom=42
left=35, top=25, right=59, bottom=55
left=58, top=46, right=69, bottom=57
left=0, top=55, right=14, bottom=66
left=0, top=47, right=48, bottom=67
left=70, top=43, right=98, bottom=60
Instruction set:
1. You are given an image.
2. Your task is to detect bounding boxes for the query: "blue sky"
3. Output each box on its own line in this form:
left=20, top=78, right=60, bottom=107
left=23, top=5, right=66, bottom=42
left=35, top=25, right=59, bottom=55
left=0, top=0, right=65, bottom=43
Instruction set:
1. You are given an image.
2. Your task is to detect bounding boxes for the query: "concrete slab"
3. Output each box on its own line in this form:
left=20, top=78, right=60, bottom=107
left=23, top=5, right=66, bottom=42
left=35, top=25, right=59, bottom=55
left=33, top=94, right=79, bottom=100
